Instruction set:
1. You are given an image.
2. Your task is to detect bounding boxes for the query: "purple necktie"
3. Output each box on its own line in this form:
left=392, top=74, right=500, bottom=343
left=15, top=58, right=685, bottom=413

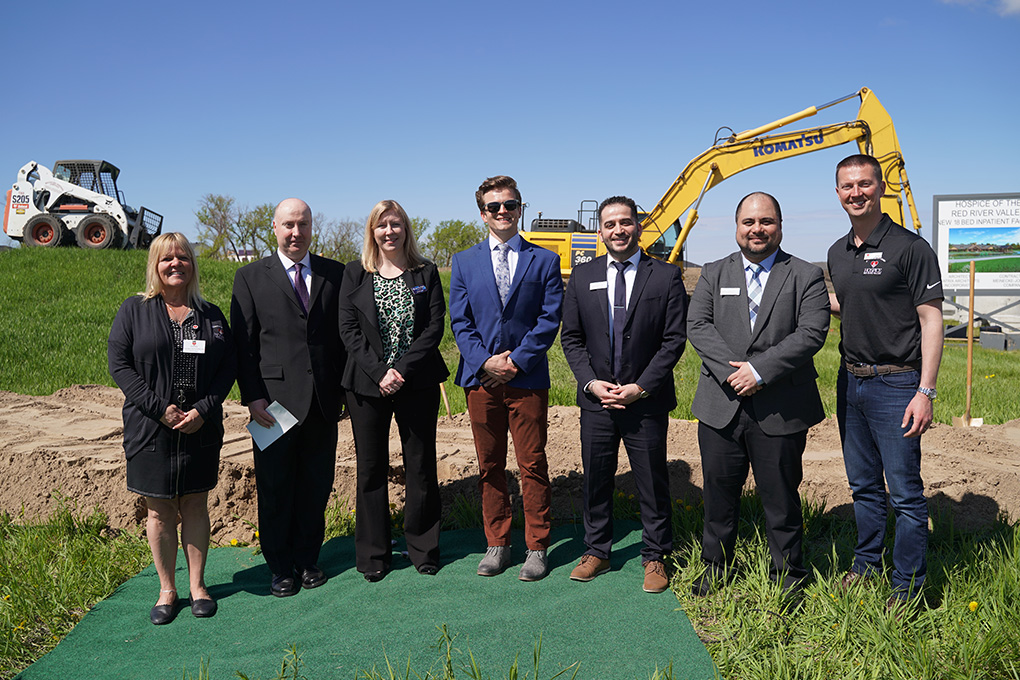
left=292, top=262, right=309, bottom=313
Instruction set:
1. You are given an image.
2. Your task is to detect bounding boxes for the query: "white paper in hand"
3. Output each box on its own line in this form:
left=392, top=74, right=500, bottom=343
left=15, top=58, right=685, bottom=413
left=246, top=401, right=298, bottom=450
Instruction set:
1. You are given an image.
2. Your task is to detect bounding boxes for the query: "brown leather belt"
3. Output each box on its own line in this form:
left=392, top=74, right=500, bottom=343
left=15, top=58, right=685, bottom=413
left=844, top=361, right=920, bottom=378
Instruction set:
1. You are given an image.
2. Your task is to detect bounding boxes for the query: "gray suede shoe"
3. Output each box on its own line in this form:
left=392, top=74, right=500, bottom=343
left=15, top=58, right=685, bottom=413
left=477, top=546, right=511, bottom=576
left=518, top=549, right=548, bottom=581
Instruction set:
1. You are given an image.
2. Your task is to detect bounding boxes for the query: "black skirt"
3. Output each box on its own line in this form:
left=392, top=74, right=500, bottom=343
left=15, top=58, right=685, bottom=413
left=126, top=423, right=221, bottom=499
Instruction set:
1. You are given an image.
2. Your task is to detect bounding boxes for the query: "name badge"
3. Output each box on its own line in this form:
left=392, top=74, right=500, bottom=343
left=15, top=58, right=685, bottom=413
left=183, top=339, right=206, bottom=354
left=863, top=251, right=883, bottom=259
left=410, top=285, right=427, bottom=294
left=589, top=281, right=608, bottom=290
left=721, top=287, right=740, bottom=296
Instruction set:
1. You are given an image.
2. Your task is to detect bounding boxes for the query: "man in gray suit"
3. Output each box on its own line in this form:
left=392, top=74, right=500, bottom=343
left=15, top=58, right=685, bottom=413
left=688, top=192, right=829, bottom=596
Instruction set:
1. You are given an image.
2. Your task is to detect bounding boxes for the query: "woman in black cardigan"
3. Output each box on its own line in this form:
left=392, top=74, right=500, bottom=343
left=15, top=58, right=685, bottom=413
left=338, top=200, right=449, bottom=581
left=108, top=233, right=235, bottom=624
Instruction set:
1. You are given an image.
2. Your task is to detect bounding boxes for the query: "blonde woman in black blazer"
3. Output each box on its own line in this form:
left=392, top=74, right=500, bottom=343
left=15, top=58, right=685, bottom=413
left=338, top=200, right=449, bottom=581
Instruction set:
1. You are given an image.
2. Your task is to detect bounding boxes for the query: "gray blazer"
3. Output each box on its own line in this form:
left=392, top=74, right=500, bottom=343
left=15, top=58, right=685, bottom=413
left=688, top=248, right=830, bottom=435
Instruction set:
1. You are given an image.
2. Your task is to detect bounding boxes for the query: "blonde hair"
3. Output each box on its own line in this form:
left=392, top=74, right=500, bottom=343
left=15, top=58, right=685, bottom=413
left=361, top=200, right=426, bottom=273
left=141, top=232, right=204, bottom=307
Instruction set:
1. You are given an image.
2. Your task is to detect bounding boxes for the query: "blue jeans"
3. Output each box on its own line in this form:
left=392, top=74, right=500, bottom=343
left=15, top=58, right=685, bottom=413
left=837, top=368, right=927, bottom=599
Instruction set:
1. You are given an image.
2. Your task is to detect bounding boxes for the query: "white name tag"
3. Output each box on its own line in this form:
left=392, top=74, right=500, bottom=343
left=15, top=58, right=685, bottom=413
left=183, top=339, right=206, bottom=354
left=863, top=251, right=883, bottom=259
left=721, top=287, right=741, bottom=296
left=589, top=281, right=608, bottom=290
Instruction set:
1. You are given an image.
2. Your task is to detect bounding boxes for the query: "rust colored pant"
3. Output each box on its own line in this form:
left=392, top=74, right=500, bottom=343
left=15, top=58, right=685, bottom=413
left=466, top=385, right=551, bottom=550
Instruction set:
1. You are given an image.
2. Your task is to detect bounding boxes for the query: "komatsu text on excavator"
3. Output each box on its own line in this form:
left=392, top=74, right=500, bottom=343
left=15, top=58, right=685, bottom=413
left=523, top=87, right=921, bottom=277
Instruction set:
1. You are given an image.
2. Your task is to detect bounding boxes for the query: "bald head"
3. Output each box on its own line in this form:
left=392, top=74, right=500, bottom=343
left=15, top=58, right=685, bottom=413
left=273, top=198, right=313, bottom=261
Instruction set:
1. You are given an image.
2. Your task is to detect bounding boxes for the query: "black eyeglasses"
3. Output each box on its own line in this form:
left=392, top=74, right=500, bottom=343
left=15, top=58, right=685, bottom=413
left=483, top=200, right=521, bottom=214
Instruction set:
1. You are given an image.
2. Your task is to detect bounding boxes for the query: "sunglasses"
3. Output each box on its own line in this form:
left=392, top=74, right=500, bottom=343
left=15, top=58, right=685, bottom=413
left=483, top=200, right=521, bottom=214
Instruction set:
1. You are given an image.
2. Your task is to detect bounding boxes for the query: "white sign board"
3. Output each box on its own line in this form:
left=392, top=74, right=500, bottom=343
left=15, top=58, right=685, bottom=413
left=932, top=193, right=1020, bottom=294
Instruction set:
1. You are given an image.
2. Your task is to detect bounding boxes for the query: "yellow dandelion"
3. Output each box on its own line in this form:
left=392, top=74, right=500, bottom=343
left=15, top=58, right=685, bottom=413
left=254, top=531, right=259, bottom=539
left=389, top=503, right=397, bottom=509
left=2, top=594, right=9, bottom=601
left=676, top=499, right=683, bottom=505
left=230, top=538, right=238, bottom=546
left=686, top=505, right=694, bottom=512
left=830, top=593, right=836, bottom=599
left=969, top=601, right=978, bottom=612
left=985, top=374, right=995, bottom=379
left=859, top=599, right=864, bottom=606
left=629, top=494, right=635, bottom=500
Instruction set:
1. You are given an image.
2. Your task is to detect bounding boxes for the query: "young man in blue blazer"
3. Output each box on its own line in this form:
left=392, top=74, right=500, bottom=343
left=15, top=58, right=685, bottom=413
left=449, top=175, right=563, bottom=581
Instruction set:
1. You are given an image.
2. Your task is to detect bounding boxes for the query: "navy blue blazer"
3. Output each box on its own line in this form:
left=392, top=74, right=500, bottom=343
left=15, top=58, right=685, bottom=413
left=449, top=236, right=563, bottom=389
left=338, top=260, right=449, bottom=396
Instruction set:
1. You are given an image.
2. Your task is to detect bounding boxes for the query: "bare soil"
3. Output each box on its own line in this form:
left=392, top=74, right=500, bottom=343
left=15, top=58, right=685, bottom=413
left=1, top=385, right=1018, bottom=543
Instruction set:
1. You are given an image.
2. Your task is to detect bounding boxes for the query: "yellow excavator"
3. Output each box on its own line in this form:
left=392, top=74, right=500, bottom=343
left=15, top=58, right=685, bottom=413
left=522, top=87, right=922, bottom=276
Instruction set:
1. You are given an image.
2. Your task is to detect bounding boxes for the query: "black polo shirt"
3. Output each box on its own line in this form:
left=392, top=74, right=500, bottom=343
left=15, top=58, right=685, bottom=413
left=827, top=214, right=943, bottom=365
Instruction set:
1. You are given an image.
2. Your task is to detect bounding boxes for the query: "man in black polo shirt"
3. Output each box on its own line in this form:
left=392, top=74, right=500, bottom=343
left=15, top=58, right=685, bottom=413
left=827, top=154, right=943, bottom=612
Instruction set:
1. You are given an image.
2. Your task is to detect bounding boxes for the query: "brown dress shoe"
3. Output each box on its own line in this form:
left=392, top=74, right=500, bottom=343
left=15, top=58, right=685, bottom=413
left=569, top=554, right=611, bottom=582
left=643, top=560, right=670, bottom=593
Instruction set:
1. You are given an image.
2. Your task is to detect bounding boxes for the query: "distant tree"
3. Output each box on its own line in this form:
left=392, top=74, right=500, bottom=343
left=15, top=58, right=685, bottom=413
left=194, top=194, right=275, bottom=261
left=421, top=219, right=486, bottom=267
left=313, top=213, right=363, bottom=264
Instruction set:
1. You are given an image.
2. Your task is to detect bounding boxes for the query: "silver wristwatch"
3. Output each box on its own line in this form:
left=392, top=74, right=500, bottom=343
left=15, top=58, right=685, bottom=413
left=917, top=387, right=937, bottom=401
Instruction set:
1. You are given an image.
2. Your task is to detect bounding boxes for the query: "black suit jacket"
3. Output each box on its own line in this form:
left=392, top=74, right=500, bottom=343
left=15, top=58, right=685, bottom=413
left=688, top=248, right=829, bottom=435
left=338, top=260, right=449, bottom=396
left=561, top=253, right=688, bottom=415
left=230, top=252, right=346, bottom=424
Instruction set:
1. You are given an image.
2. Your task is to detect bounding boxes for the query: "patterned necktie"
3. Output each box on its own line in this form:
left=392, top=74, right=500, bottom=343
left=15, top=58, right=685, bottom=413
left=747, top=263, right=763, bottom=330
left=292, top=262, right=309, bottom=313
left=495, top=243, right=511, bottom=306
left=612, top=260, right=630, bottom=378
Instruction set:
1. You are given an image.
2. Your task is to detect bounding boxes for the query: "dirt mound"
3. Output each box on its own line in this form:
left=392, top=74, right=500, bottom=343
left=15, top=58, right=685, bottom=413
left=1, top=387, right=1017, bottom=543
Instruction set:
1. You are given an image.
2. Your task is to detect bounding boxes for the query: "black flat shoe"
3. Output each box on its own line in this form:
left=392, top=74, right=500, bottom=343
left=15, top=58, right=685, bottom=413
left=417, top=564, right=439, bottom=575
left=191, top=598, right=218, bottom=618
left=364, top=570, right=387, bottom=582
left=150, top=600, right=178, bottom=625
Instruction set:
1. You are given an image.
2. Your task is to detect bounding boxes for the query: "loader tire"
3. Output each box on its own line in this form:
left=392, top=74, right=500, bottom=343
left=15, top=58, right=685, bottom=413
left=75, top=214, right=124, bottom=250
left=23, top=214, right=69, bottom=248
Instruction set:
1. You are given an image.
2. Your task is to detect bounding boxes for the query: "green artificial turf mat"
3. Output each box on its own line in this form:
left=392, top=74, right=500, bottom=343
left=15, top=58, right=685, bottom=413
left=17, top=523, right=715, bottom=679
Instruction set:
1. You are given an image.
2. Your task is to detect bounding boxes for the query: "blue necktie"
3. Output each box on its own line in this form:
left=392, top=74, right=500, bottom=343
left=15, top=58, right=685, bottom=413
left=748, top=263, right=763, bottom=330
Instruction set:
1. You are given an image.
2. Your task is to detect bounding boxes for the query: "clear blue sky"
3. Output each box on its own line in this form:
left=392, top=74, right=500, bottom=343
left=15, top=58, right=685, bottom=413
left=2, top=0, right=1017, bottom=265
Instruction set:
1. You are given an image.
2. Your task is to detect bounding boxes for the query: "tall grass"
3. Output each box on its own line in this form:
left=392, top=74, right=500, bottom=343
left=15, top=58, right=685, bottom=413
left=3, top=249, right=1017, bottom=424
left=0, top=498, right=151, bottom=678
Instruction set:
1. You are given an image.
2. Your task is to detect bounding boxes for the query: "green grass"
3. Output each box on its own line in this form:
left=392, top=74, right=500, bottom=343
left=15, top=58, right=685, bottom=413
left=0, top=498, right=152, bottom=679
left=948, top=257, right=1020, bottom=274
left=3, top=249, right=1017, bottom=424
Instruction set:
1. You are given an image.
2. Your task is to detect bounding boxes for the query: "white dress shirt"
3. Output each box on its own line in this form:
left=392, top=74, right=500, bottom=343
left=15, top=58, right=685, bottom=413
left=741, top=250, right=779, bottom=385
left=278, top=250, right=312, bottom=293
left=488, top=233, right=521, bottom=283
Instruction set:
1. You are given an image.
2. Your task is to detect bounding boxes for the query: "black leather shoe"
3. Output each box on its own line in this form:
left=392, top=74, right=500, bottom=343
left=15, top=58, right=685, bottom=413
left=691, top=565, right=732, bottom=598
left=270, top=574, right=300, bottom=597
left=191, top=598, right=218, bottom=618
left=150, top=598, right=178, bottom=625
left=418, top=564, right=439, bottom=575
left=299, top=566, right=328, bottom=589
left=364, top=570, right=387, bottom=582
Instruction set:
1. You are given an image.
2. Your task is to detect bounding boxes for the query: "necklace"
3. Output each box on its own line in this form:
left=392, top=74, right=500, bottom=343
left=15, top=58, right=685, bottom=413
left=165, top=301, right=190, bottom=324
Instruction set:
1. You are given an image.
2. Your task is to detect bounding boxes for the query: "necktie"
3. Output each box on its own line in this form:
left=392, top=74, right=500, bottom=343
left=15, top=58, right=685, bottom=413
left=748, top=263, right=763, bottom=330
left=495, top=243, right=511, bottom=306
left=293, top=262, right=309, bottom=313
left=612, top=260, right=630, bottom=378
